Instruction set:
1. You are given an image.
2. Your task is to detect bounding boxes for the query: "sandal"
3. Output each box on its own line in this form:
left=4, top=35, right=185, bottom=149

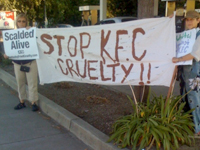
left=14, top=102, right=26, bottom=110
left=32, top=103, right=39, bottom=112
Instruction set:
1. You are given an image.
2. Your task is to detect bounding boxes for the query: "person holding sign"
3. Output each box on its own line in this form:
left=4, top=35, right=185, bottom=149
left=3, top=14, right=39, bottom=111
left=172, top=10, right=200, bottom=135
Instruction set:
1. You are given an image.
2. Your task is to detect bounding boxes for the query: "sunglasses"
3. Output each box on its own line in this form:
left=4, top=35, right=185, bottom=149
left=18, top=20, right=26, bottom=23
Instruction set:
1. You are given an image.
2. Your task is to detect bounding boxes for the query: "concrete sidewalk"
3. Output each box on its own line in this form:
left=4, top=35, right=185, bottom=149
left=0, top=68, right=127, bottom=150
left=0, top=79, right=93, bottom=150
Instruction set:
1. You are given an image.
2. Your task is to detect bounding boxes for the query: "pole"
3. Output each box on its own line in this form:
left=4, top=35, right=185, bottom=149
left=165, top=66, right=178, bottom=108
left=186, top=0, right=195, bottom=11
left=165, top=1, right=176, bottom=17
left=154, top=0, right=159, bottom=16
left=44, top=0, right=47, bottom=28
left=100, top=0, right=107, bottom=20
left=12, top=9, right=17, bottom=29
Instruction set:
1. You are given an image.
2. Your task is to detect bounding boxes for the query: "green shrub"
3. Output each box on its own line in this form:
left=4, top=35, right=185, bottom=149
left=2, top=58, right=12, bottom=65
left=108, top=94, right=195, bottom=150
left=0, top=53, right=12, bottom=65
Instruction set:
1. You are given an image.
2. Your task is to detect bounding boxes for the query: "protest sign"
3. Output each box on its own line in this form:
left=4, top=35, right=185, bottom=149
left=3, top=27, right=39, bottom=60
left=0, top=11, right=15, bottom=29
left=36, top=16, right=176, bottom=86
left=176, top=28, right=196, bottom=65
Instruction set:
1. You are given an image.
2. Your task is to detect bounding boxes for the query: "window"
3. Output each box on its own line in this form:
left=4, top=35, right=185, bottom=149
left=121, top=18, right=136, bottom=22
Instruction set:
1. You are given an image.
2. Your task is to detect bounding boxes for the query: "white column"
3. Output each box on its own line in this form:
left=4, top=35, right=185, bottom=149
left=12, top=9, right=17, bottom=29
left=100, top=0, right=107, bottom=20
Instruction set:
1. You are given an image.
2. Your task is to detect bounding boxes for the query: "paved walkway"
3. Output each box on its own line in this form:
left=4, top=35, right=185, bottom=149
left=0, top=79, right=92, bottom=150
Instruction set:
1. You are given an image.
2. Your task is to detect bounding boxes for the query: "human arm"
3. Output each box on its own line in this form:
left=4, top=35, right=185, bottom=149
left=172, top=34, right=200, bottom=63
left=172, top=54, right=194, bottom=63
left=168, top=14, right=174, bottom=18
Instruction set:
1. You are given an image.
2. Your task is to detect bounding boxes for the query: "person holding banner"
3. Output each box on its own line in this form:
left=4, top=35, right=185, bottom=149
left=3, top=14, right=39, bottom=112
left=172, top=10, right=200, bottom=135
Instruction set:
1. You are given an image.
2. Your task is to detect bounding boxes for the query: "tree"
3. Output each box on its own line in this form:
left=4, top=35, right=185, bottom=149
left=137, top=0, right=155, bottom=19
left=107, top=0, right=137, bottom=18
left=0, top=0, right=42, bottom=26
left=83, top=0, right=99, bottom=5
left=0, top=0, right=15, bottom=10
left=135, top=0, right=156, bottom=102
left=14, top=0, right=42, bottom=25
left=0, top=0, right=87, bottom=27
left=43, top=0, right=94, bottom=27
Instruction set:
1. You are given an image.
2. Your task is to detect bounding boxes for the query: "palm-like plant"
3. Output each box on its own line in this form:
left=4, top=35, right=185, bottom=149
left=108, top=92, right=195, bottom=150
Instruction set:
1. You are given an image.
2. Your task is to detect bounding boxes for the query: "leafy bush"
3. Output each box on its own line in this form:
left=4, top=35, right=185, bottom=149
left=108, top=94, right=195, bottom=150
left=2, top=58, right=12, bottom=65
left=0, top=53, right=12, bottom=65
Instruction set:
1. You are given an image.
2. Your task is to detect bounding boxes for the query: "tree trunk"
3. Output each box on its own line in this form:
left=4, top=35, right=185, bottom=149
left=137, top=0, right=155, bottom=19
left=134, top=0, right=157, bottom=102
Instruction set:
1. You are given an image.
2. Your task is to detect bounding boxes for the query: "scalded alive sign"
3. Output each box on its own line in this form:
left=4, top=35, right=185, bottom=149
left=3, top=27, right=39, bottom=60
left=36, top=16, right=176, bottom=86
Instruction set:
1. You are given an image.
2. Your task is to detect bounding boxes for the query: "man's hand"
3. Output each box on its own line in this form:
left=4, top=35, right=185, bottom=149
left=169, top=14, right=174, bottom=18
left=26, top=26, right=31, bottom=30
left=172, top=57, right=179, bottom=63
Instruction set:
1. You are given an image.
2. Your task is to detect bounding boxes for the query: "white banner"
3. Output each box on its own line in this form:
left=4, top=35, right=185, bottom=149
left=176, top=28, right=196, bottom=65
left=36, top=16, right=176, bottom=86
left=3, top=27, right=39, bottom=60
